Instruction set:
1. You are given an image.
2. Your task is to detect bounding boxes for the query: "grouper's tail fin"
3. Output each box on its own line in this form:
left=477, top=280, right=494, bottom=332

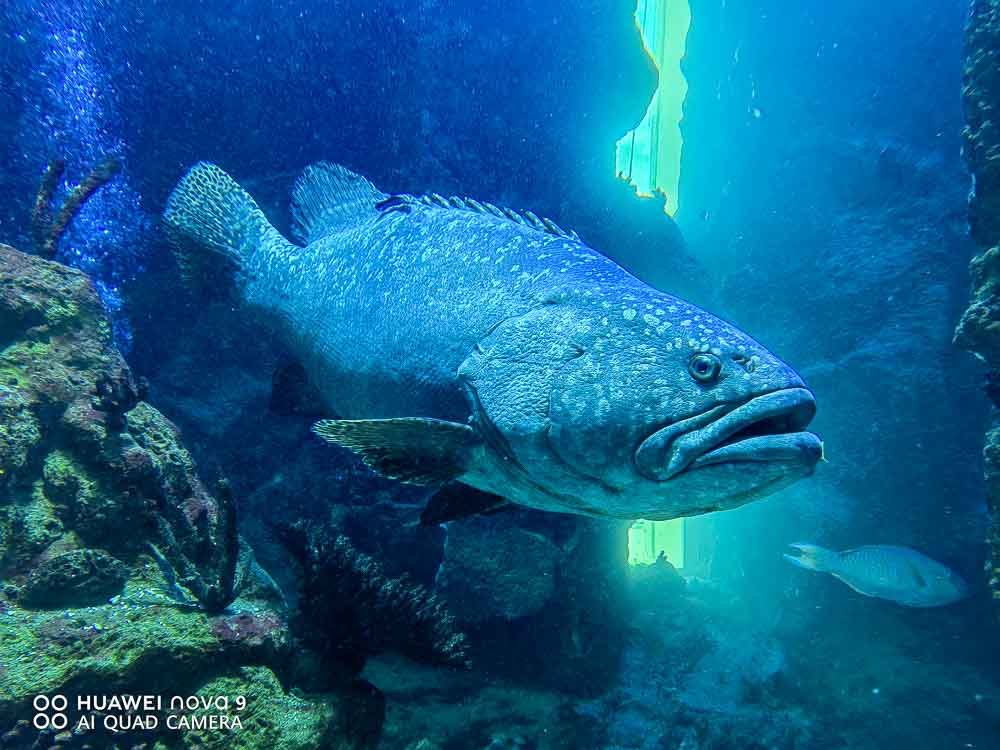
left=164, top=162, right=290, bottom=289
left=783, top=543, right=840, bottom=574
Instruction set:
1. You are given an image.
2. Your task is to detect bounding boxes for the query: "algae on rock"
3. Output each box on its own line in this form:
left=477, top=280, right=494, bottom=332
left=0, top=244, right=383, bottom=748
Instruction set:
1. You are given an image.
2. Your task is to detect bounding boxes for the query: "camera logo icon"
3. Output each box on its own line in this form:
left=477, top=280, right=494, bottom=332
left=32, top=695, right=68, bottom=730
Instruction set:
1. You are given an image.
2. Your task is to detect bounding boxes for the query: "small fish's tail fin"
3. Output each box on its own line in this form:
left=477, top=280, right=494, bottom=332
left=163, top=162, right=290, bottom=291
left=783, top=542, right=839, bottom=573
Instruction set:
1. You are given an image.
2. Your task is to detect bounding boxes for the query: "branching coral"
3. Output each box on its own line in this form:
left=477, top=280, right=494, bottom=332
left=30, top=157, right=121, bottom=260
left=150, top=478, right=240, bottom=613
left=278, top=522, right=469, bottom=672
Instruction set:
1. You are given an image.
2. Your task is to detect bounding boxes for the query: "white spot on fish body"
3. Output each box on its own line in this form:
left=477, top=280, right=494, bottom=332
left=643, top=314, right=658, bottom=326
left=623, top=308, right=637, bottom=320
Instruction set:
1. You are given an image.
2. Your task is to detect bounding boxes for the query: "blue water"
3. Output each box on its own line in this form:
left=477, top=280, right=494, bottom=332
left=0, top=1, right=997, bottom=748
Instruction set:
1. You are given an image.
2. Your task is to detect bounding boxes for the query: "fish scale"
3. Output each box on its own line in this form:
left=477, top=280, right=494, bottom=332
left=164, top=160, right=822, bottom=521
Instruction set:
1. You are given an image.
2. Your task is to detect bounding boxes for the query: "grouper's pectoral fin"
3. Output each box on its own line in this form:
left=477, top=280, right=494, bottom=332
left=420, top=483, right=509, bottom=526
left=312, top=417, right=482, bottom=485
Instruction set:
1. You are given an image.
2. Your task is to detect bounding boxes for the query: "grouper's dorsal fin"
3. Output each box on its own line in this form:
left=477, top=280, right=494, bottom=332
left=376, top=192, right=582, bottom=243
left=291, top=162, right=386, bottom=244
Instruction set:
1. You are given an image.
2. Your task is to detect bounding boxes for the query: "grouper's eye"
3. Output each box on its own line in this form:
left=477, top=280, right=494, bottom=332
left=688, top=353, right=722, bottom=384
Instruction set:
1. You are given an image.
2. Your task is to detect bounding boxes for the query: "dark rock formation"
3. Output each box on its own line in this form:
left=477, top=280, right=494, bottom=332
left=435, top=514, right=560, bottom=623
left=20, top=548, right=128, bottom=608
left=955, top=0, right=1000, bottom=612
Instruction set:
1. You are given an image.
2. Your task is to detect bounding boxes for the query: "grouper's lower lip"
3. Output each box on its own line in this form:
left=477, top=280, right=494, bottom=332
left=635, top=387, right=819, bottom=481
left=686, top=430, right=823, bottom=470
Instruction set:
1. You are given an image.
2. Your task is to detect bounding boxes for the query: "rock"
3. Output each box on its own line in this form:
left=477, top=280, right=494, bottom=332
left=0, top=245, right=383, bottom=746
left=183, top=666, right=382, bottom=750
left=435, top=515, right=559, bottom=623
left=964, top=0, right=1000, bottom=249
left=679, top=634, right=785, bottom=712
left=0, top=245, right=237, bottom=607
left=20, top=548, right=128, bottom=608
left=955, top=0, right=1000, bottom=613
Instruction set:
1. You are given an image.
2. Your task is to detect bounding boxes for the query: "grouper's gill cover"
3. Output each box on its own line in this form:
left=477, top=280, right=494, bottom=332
left=164, top=161, right=823, bottom=522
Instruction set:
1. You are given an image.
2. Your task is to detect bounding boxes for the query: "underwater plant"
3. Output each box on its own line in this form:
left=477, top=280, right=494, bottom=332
left=10, top=0, right=152, bottom=351
left=30, top=156, right=121, bottom=260
left=277, top=522, right=469, bottom=673
left=148, top=478, right=241, bottom=614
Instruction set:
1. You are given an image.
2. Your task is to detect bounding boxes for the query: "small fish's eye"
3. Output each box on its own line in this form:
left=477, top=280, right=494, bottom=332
left=688, top=353, right=722, bottom=384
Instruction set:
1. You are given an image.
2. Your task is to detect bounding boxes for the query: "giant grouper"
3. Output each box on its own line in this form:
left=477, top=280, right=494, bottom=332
left=163, top=162, right=823, bottom=524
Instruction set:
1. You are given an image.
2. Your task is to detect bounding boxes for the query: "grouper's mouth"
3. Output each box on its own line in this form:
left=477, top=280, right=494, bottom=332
left=634, top=388, right=821, bottom=481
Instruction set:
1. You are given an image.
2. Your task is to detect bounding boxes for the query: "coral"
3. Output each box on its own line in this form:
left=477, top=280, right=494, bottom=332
left=210, top=610, right=284, bottom=650
left=93, top=370, right=149, bottom=431
left=2, top=482, right=65, bottom=570
left=147, top=473, right=240, bottom=614
left=30, top=157, right=121, bottom=260
left=279, top=523, right=469, bottom=673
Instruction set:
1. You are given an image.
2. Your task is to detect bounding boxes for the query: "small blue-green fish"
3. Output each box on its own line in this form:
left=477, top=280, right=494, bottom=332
left=164, top=162, right=822, bottom=523
left=784, top=543, right=969, bottom=607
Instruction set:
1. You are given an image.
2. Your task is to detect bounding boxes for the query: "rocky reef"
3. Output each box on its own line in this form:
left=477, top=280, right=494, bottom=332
left=955, top=0, right=1000, bottom=612
left=0, top=244, right=382, bottom=749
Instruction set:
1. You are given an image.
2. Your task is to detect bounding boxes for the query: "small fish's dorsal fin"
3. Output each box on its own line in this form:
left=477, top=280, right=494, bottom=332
left=291, top=162, right=385, bottom=244
left=376, top=192, right=581, bottom=243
